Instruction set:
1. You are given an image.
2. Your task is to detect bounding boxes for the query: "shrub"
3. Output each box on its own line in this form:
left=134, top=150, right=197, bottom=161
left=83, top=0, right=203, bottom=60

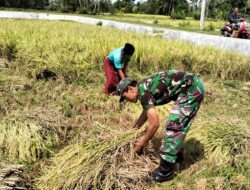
left=120, top=8, right=126, bottom=13
left=46, top=3, right=60, bottom=11
left=89, top=11, right=97, bottom=15
left=170, top=12, right=186, bottom=20
left=60, top=7, right=71, bottom=13
left=109, top=8, right=116, bottom=15
left=153, top=19, right=158, bottom=24
left=208, top=23, right=215, bottom=31
left=76, top=7, right=89, bottom=14
left=193, top=11, right=200, bottom=20
left=96, top=21, right=103, bottom=26
left=178, top=21, right=191, bottom=28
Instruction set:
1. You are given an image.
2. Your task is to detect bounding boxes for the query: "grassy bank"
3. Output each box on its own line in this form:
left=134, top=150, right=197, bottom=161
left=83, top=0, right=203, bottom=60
left=93, top=13, right=225, bottom=35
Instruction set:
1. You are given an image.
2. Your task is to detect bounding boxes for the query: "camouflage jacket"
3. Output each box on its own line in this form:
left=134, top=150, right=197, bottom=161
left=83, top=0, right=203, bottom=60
left=138, top=70, right=194, bottom=110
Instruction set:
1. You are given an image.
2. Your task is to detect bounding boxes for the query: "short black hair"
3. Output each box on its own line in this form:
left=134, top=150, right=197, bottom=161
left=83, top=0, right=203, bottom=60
left=123, top=43, right=135, bottom=56
left=123, top=80, right=137, bottom=93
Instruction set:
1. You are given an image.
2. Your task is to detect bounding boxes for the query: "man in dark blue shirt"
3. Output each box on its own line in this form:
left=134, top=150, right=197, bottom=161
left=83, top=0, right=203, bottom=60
left=228, top=8, right=240, bottom=24
left=228, top=8, right=241, bottom=37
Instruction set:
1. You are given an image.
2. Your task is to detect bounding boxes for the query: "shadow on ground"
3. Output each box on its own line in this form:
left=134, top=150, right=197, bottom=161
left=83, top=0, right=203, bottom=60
left=150, top=137, right=204, bottom=172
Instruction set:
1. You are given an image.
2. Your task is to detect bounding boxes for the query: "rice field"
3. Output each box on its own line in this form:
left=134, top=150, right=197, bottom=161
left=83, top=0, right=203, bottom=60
left=0, top=19, right=249, bottom=189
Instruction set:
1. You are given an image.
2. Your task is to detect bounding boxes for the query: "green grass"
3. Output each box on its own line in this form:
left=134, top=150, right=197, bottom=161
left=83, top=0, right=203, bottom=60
left=0, top=19, right=249, bottom=189
left=92, top=13, right=224, bottom=35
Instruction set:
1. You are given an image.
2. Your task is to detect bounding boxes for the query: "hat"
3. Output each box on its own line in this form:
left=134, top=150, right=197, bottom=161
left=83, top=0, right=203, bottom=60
left=123, top=43, right=135, bottom=56
left=117, top=78, right=137, bottom=102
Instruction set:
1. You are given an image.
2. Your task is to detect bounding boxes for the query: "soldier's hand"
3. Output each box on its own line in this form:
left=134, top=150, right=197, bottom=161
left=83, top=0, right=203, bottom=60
left=135, top=140, right=144, bottom=156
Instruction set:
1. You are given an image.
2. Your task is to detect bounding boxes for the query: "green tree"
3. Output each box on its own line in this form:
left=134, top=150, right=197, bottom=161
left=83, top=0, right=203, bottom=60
left=133, top=1, right=147, bottom=13
left=113, top=0, right=134, bottom=13
left=0, top=1, right=6, bottom=7
left=207, top=0, right=248, bottom=19
left=175, top=0, right=189, bottom=14
left=144, top=0, right=189, bottom=15
left=0, top=0, right=49, bottom=9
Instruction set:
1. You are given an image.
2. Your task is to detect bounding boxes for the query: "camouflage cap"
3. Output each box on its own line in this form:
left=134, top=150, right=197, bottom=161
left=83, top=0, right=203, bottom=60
left=117, top=78, right=137, bottom=102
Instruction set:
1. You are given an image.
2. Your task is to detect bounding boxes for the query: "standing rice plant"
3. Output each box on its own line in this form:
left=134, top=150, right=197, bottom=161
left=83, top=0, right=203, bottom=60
left=0, top=20, right=249, bottom=82
left=0, top=117, right=59, bottom=162
left=167, top=118, right=250, bottom=189
left=36, top=123, right=156, bottom=190
left=0, top=31, right=18, bottom=61
left=187, top=121, right=250, bottom=169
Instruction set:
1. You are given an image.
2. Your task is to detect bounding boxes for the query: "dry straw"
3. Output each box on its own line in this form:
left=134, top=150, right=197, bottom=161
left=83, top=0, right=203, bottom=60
left=36, top=122, right=156, bottom=190
left=0, top=117, right=59, bottom=162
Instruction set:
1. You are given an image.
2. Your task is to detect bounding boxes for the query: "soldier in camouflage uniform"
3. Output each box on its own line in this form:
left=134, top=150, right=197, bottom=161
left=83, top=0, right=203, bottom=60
left=116, top=70, right=205, bottom=182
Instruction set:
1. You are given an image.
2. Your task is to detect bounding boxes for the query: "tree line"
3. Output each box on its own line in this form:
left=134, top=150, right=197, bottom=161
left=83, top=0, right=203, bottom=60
left=0, top=0, right=49, bottom=9
left=0, top=0, right=249, bottom=19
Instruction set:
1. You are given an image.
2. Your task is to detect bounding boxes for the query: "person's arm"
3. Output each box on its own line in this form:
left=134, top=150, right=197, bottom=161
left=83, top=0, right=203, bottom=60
left=122, top=62, right=128, bottom=77
left=135, top=107, right=160, bottom=153
left=117, top=69, right=125, bottom=80
left=123, top=62, right=128, bottom=71
left=113, top=56, right=125, bottom=79
left=133, top=110, right=148, bottom=129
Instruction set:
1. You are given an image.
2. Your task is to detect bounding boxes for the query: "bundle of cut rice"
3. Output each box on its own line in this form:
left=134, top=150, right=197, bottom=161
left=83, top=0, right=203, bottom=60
left=0, top=117, right=58, bottom=162
left=36, top=122, right=157, bottom=190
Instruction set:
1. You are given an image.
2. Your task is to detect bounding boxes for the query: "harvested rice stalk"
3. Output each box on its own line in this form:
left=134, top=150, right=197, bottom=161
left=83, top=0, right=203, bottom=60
left=36, top=122, right=155, bottom=190
left=0, top=117, right=59, bottom=162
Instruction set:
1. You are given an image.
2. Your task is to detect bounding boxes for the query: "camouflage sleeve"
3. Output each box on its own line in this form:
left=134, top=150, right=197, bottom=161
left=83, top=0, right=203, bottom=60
left=140, top=91, right=156, bottom=110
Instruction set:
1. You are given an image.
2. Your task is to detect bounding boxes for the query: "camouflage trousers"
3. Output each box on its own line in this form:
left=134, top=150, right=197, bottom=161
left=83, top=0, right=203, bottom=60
left=160, top=75, right=205, bottom=163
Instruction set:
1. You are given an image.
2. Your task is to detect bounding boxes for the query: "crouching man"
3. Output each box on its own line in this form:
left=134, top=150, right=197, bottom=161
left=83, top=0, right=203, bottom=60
left=116, top=70, right=205, bottom=182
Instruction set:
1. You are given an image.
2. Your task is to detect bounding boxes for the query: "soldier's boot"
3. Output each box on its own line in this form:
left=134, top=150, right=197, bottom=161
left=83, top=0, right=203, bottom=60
left=149, top=157, right=175, bottom=182
left=175, top=151, right=184, bottom=173
left=176, top=150, right=184, bottom=163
